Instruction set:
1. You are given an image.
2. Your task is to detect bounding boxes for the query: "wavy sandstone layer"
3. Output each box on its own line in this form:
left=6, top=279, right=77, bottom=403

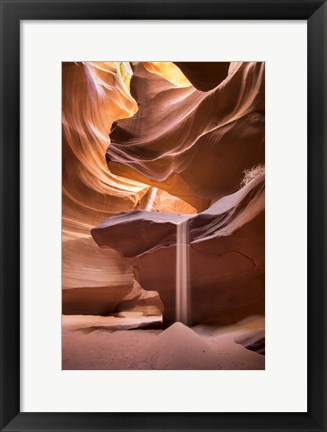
left=62, top=61, right=265, bottom=323
left=92, top=172, right=265, bottom=323
left=107, top=62, right=264, bottom=209
left=62, top=63, right=144, bottom=315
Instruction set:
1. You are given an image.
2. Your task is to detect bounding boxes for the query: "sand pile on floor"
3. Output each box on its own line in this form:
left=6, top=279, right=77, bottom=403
left=146, top=322, right=223, bottom=370
left=62, top=315, right=264, bottom=370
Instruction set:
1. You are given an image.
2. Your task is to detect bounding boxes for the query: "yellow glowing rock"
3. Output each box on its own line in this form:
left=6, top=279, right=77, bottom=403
left=143, top=61, right=192, bottom=88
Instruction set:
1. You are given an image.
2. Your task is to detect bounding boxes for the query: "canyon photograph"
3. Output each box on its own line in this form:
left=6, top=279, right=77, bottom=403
left=62, top=61, right=265, bottom=370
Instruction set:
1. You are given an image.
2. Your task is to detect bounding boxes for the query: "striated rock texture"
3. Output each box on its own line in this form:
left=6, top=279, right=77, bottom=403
left=107, top=62, right=264, bottom=210
left=63, top=61, right=265, bottom=324
left=92, top=172, right=265, bottom=324
left=62, top=61, right=147, bottom=238
left=235, top=329, right=265, bottom=355
left=62, top=62, right=164, bottom=316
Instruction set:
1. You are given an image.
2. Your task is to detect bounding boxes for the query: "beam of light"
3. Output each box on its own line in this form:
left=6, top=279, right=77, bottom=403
left=142, top=187, right=158, bottom=211
left=176, top=220, right=191, bottom=325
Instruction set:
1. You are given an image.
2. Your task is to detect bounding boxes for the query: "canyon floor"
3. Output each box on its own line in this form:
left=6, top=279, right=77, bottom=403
left=62, top=314, right=265, bottom=370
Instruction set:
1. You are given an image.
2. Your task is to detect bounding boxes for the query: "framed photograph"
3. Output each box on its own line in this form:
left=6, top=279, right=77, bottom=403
left=1, top=0, right=326, bottom=431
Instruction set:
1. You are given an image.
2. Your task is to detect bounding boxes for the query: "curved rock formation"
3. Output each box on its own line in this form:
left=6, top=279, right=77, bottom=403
left=143, top=62, right=192, bottom=88
left=62, top=61, right=265, bottom=326
left=62, top=61, right=148, bottom=238
left=62, top=62, right=165, bottom=316
left=107, top=62, right=264, bottom=209
left=92, top=171, right=265, bottom=324
left=174, top=62, right=230, bottom=91
left=235, top=329, right=265, bottom=355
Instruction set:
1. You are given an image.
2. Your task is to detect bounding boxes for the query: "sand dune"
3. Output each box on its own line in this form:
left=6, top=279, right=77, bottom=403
left=62, top=315, right=264, bottom=370
left=148, top=322, right=225, bottom=370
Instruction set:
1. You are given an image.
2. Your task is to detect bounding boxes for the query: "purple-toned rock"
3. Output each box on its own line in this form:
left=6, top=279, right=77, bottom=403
left=92, top=173, right=265, bottom=324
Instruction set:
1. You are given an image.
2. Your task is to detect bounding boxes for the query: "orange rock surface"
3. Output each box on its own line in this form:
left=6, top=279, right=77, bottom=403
left=62, top=61, right=265, bottom=323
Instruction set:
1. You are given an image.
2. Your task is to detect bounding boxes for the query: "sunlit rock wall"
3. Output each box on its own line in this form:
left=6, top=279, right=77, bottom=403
left=107, top=62, right=264, bottom=209
left=62, top=62, right=154, bottom=316
left=92, top=171, right=265, bottom=324
left=63, top=61, right=265, bottom=323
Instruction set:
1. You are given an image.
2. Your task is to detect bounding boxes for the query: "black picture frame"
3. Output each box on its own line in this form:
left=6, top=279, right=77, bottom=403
left=1, top=1, right=326, bottom=431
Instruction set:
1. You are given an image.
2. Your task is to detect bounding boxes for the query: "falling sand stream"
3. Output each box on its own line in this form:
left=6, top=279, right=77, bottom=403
left=176, top=220, right=191, bottom=325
